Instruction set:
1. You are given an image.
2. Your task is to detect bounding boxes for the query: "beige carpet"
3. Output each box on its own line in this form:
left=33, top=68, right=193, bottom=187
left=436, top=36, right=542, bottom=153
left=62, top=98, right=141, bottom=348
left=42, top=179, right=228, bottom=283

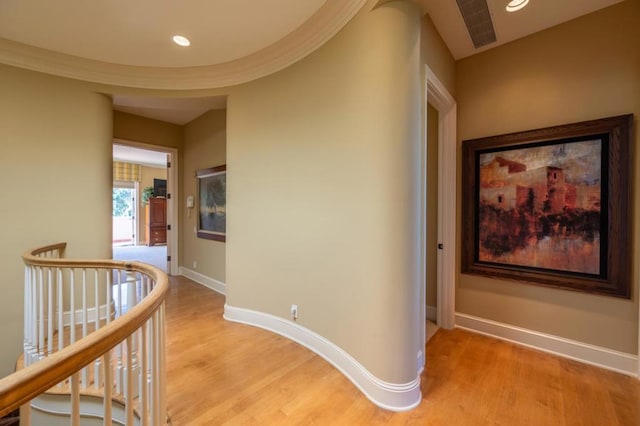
left=112, top=245, right=167, bottom=272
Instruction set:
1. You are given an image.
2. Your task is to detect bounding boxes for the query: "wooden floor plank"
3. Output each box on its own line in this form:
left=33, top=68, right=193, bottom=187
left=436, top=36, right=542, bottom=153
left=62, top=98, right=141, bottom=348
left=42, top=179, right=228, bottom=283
left=165, top=276, right=640, bottom=425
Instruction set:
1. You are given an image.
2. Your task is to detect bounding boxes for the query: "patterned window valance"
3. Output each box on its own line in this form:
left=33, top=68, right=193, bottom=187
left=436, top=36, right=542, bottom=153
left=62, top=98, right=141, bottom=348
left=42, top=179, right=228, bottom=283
left=113, top=161, right=141, bottom=182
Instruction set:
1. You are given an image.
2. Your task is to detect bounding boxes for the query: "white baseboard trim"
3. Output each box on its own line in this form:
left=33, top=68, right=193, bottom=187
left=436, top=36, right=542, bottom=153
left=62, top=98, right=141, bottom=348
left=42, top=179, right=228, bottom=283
left=224, top=304, right=421, bottom=412
left=180, top=267, right=226, bottom=295
left=455, top=312, right=639, bottom=378
left=426, top=305, right=437, bottom=322
left=63, top=303, right=111, bottom=326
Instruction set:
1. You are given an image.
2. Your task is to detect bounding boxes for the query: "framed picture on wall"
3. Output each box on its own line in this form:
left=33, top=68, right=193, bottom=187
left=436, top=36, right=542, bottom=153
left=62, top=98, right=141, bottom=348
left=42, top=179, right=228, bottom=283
left=196, top=165, right=226, bottom=242
left=461, top=115, right=632, bottom=298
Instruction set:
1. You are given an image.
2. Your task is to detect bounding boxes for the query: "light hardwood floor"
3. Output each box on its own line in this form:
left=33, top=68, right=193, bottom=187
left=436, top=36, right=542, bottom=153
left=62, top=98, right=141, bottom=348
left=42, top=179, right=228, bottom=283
left=165, top=276, right=640, bottom=425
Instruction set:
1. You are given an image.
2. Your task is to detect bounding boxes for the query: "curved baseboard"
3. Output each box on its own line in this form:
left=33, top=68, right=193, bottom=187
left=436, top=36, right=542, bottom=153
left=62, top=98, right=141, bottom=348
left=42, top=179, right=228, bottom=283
left=223, top=304, right=421, bottom=412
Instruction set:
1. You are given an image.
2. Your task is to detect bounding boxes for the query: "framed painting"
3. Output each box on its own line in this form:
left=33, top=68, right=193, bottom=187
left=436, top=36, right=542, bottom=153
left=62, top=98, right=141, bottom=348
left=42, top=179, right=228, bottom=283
left=462, top=115, right=632, bottom=298
left=196, top=165, right=226, bottom=242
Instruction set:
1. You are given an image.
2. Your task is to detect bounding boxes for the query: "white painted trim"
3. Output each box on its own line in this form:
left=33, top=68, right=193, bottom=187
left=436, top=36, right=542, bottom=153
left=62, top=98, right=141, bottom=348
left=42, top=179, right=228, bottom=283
left=0, top=0, right=367, bottom=90
left=224, top=304, right=422, bottom=412
left=63, top=303, right=111, bottom=326
left=180, top=267, right=226, bottom=295
left=113, top=139, right=179, bottom=276
left=426, top=305, right=437, bottom=322
left=40, top=303, right=113, bottom=330
left=418, top=64, right=429, bottom=369
left=455, top=312, right=639, bottom=377
left=425, top=66, right=456, bottom=330
left=31, top=393, right=129, bottom=425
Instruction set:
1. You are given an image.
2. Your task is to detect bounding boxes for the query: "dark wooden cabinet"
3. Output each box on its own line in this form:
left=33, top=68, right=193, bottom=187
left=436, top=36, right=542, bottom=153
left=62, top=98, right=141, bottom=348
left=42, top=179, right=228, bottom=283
left=145, top=197, right=166, bottom=246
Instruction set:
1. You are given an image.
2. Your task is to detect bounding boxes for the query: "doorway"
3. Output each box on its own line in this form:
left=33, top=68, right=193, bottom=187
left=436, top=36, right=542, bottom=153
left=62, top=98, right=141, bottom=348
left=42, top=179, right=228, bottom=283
left=112, top=141, right=179, bottom=275
left=419, top=66, right=456, bottom=359
left=112, top=183, right=136, bottom=246
left=425, top=102, right=439, bottom=342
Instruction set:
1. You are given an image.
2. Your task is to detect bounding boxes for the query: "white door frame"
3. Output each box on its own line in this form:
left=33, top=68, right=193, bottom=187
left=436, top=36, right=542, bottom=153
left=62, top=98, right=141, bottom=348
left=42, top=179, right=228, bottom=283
left=113, top=138, right=180, bottom=276
left=423, top=66, right=456, bottom=331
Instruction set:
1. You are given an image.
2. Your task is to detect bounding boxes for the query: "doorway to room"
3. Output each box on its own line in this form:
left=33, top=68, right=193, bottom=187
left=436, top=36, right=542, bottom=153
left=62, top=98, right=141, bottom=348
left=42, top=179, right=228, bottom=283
left=112, top=183, right=136, bottom=245
left=112, top=141, right=178, bottom=275
left=420, top=65, right=456, bottom=358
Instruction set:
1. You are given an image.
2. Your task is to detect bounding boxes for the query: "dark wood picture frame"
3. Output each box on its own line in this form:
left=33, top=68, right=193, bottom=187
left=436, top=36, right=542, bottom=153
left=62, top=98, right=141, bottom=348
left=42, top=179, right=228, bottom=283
left=196, top=165, right=226, bottom=242
left=462, top=115, right=633, bottom=298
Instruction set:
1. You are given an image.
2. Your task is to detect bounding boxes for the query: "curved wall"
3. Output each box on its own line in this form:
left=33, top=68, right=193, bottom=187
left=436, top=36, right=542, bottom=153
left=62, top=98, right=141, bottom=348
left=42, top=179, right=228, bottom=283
left=0, top=65, right=113, bottom=377
left=225, top=1, right=423, bottom=409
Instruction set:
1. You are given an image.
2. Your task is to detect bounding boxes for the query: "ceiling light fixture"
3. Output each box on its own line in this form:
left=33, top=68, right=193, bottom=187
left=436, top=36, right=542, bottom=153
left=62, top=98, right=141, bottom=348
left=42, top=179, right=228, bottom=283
left=172, top=35, right=190, bottom=47
left=506, top=0, right=529, bottom=12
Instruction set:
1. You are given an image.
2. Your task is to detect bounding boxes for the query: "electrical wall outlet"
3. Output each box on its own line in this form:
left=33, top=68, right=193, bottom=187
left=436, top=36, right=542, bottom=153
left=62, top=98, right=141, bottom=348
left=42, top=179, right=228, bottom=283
left=193, top=260, right=197, bottom=269
left=291, top=304, right=298, bottom=320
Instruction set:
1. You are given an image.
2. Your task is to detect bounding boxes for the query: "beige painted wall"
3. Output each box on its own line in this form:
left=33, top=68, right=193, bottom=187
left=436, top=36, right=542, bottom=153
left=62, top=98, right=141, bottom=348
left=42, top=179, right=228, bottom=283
left=139, top=165, right=167, bottom=244
left=226, top=1, right=422, bottom=384
left=181, top=110, right=227, bottom=282
left=113, top=111, right=182, bottom=150
left=456, top=1, right=639, bottom=354
left=0, top=64, right=113, bottom=377
left=426, top=103, right=438, bottom=309
left=421, top=11, right=454, bottom=316
left=421, top=14, right=456, bottom=98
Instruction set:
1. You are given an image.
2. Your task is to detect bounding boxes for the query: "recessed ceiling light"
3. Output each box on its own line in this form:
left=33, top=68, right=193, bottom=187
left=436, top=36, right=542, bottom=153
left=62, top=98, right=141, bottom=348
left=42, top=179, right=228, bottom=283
left=506, top=0, right=529, bottom=12
left=172, top=35, right=190, bottom=47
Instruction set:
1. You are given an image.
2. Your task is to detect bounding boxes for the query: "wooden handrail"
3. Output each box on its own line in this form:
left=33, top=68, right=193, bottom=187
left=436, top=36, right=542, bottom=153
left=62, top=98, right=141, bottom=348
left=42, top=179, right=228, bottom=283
left=0, top=244, right=169, bottom=418
left=27, top=242, right=67, bottom=258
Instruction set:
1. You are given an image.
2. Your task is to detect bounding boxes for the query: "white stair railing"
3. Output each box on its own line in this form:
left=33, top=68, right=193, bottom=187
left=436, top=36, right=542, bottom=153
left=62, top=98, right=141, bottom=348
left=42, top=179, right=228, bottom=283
left=0, top=243, right=169, bottom=426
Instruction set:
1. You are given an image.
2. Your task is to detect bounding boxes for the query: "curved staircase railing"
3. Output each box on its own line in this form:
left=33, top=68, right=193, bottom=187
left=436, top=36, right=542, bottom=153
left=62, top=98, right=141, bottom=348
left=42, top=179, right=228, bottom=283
left=0, top=243, right=169, bottom=425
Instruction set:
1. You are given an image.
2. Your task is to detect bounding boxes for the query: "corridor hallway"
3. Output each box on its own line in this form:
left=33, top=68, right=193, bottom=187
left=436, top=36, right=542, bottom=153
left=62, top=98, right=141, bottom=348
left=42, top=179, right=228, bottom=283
left=165, top=276, right=639, bottom=425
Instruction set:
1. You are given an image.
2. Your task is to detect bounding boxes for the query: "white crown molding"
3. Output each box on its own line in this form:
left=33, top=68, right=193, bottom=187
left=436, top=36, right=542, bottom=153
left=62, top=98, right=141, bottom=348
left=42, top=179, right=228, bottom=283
left=455, top=312, right=639, bottom=377
left=179, top=267, right=226, bottom=295
left=0, top=0, right=367, bottom=90
left=224, top=304, right=422, bottom=411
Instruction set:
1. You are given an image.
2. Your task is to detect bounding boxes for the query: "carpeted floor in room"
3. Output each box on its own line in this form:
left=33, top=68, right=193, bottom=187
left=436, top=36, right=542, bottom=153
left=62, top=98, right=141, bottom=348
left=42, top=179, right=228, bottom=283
left=112, top=245, right=167, bottom=272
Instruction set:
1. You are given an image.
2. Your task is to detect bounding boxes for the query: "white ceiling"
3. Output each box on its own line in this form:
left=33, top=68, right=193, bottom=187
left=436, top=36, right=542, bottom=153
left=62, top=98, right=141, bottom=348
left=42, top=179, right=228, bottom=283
left=0, top=0, right=326, bottom=67
left=0, top=0, right=624, bottom=123
left=421, top=0, right=624, bottom=59
left=0, top=0, right=367, bottom=90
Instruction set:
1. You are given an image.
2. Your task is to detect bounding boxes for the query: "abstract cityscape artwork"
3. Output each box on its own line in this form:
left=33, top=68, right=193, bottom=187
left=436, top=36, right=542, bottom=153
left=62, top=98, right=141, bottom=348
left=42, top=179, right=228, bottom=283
left=462, top=115, right=632, bottom=298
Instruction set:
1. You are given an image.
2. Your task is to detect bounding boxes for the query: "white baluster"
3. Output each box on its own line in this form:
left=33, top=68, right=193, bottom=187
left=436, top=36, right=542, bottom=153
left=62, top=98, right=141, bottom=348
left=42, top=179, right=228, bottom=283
left=38, top=268, right=44, bottom=360
left=125, top=335, right=134, bottom=426
left=115, top=270, right=124, bottom=393
left=126, top=272, right=140, bottom=398
left=57, top=269, right=63, bottom=353
left=81, top=269, right=88, bottom=387
left=30, top=266, right=38, bottom=365
left=57, top=268, right=64, bottom=389
left=159, top=303, right=167, bottom=424
left=70, top=271, right=75, bottom=344
left=94, top=270, right=101, bottom=389
left=141, top=320, right=149, bottom=426
left=47, top=268, right=53, bottom=357
left=23, top=266, right=31, bottom=365
left=106, top=270, right=112, bottom=325
left=150, top=315, right=157, bottom=426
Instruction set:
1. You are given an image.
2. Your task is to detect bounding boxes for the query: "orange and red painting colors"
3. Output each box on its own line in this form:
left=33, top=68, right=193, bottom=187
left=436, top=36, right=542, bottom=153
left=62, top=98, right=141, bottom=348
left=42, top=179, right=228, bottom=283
left=462, top=115, right=632, bottom=298
left=478, top=139, right=602, bottom=275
